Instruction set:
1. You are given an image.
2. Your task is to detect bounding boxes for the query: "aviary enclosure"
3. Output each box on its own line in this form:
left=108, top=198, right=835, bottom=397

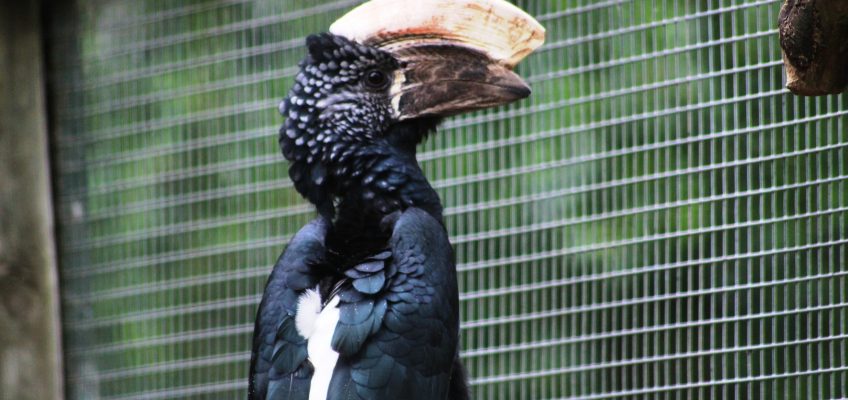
left=48, top=0, right=847, bottom=399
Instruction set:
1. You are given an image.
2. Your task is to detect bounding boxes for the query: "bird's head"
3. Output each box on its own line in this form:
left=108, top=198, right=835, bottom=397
left=280, top=31, right=533, bottom=144
left=279, top=0, right=544, bottom=216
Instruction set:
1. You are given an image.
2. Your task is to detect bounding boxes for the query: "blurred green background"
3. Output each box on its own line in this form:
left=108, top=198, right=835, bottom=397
left=48, top=0, right=848, bottom=399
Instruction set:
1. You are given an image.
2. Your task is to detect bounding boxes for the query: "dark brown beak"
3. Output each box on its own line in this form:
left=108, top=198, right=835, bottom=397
left=391, top=45, right=532, bottom=120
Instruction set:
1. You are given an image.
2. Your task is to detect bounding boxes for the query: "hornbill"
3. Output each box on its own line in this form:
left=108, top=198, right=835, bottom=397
left=248, top=1, right=544, bottom=399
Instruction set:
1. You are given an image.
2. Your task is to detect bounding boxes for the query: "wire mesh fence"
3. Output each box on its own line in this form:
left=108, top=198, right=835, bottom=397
left=48, top=0, right=848, bottom=399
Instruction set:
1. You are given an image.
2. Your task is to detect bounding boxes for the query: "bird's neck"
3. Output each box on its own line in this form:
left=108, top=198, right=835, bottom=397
left=334, top=118, right=443, bottom=223
left=283, top=114, right=445, bottom=262
left=335, top=149, right=441, bottom=220
left=322, top=119, right=443, bottom=262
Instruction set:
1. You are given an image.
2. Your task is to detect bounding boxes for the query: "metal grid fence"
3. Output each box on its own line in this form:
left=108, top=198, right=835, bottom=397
left=49, top=0, right=848, bottom=399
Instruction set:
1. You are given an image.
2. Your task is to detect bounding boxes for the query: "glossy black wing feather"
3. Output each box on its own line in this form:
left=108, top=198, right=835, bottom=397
left=332, top=250, right=392, bottom=355
left=249, top=218, right=328, bottom=400
left=329, top=208, right=460, bottom=400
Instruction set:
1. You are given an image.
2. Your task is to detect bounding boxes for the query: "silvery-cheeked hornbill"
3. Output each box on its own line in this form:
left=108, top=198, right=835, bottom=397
left=248, top=1, right=544, bottom=399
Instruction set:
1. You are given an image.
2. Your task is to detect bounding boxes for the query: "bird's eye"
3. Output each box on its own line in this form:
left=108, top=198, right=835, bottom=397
left=363, top=70, right=389, bottom=90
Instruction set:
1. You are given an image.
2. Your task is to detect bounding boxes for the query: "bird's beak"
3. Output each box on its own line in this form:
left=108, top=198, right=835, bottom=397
left=388, top=46, right=531, bottom=119
left=329, top=0, right=545, bottom=119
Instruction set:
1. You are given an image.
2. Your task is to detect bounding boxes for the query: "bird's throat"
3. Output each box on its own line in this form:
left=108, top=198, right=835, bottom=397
left=325, top=149, right=441, bottom=266
left=284, top=117, right=445, bottom=262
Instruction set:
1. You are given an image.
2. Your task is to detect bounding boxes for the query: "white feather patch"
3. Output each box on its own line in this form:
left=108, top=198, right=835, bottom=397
left=295, top=288, right=324, bottom=339
left=295, top=287, right=342, bottom=400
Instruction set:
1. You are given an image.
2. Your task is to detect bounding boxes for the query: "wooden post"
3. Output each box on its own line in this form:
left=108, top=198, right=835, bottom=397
left=0, top=1, right=65, bottom=400
left=779, top=0, right=848, bottom=95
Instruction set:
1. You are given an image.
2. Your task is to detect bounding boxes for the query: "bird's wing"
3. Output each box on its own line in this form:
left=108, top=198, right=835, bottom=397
left=329, top=208, right=460, bottom=400
left=249, top=218, right=328, bottom=400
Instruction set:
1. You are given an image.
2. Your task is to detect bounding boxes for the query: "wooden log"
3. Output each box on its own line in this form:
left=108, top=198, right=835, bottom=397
left=0, top=2, right=64, bottom=400
left=779, top=0, right=848, bottom=95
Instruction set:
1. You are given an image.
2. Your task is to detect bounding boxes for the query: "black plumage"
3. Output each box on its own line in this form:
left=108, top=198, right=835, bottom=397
left=250, top=32, right=530, bottom=400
